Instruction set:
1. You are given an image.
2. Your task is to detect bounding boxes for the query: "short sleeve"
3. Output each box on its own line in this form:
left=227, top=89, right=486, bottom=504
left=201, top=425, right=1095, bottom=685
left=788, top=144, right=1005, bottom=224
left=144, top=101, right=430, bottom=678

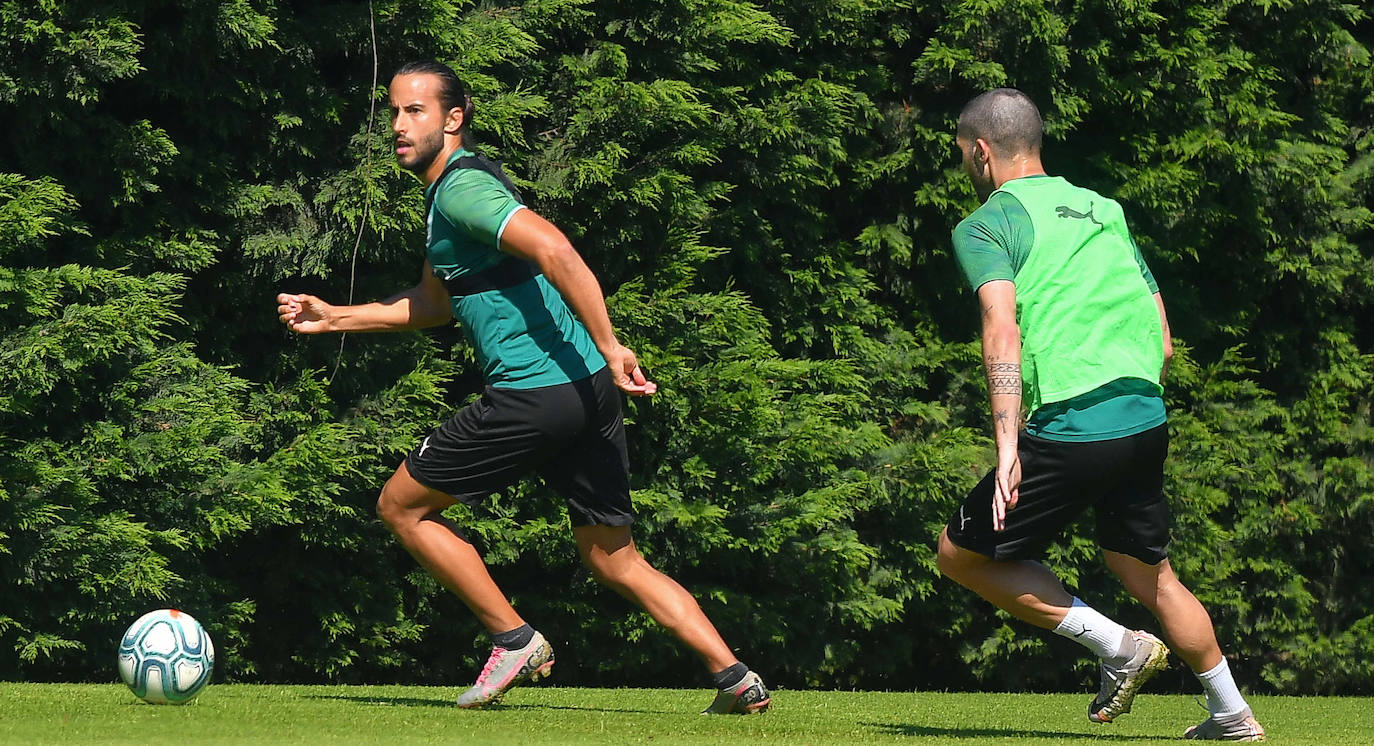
left=952, top=192, right=1023, bottom=291
left=431, top=168, right=525, bottom=250
left=1127, top=234, right=1160, bottom=294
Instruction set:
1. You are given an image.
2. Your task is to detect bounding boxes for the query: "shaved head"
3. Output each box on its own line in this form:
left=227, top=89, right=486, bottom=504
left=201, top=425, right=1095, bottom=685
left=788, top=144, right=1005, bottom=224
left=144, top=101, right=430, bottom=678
left=957, top=88, right=1042, bottom=159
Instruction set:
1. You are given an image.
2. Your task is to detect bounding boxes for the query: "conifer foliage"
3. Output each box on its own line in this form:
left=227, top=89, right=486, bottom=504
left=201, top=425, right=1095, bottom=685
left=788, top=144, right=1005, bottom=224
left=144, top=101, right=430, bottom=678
left=1, top=0, right=1370, bottom=693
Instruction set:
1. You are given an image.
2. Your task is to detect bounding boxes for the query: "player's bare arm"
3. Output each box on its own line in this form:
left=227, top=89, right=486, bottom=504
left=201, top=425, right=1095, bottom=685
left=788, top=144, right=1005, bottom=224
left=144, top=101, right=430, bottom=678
left=1154, top=291, right=1172, bottom=384
left=498, top=209, right=657, bottom=396
left=977, top=279, right=1022, bottom=531
left=276, top=260, right=452, bottom=334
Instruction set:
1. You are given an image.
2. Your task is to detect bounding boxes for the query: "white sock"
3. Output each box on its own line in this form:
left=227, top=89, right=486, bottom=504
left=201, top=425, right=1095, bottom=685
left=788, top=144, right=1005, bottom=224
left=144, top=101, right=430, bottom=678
left=1053, top=598, right=1131, bottom=662
left=1197, top=658, right=1249, bottom=716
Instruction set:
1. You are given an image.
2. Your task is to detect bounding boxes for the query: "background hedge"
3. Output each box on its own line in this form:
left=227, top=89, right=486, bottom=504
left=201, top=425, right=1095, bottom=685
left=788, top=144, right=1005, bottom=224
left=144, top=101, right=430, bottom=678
left=1, top=0, right=1371, bottom=694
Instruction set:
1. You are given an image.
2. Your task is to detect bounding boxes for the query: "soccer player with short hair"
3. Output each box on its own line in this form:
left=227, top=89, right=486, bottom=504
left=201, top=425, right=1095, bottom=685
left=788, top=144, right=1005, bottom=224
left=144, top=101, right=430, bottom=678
left=935, top=88, right=1264, bottom=741
left=276, top=60, right=769, bottom=715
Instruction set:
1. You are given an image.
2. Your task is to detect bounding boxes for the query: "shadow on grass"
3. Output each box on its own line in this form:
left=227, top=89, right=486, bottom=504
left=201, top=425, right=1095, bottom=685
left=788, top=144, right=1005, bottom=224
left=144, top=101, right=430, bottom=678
left=498, top=703, right=677, bottom=716
left=305, top=694, right=670, bottom=716
left=865, top=722, right=1177, bottom=741
left=306, top=694, right=454, bottom=708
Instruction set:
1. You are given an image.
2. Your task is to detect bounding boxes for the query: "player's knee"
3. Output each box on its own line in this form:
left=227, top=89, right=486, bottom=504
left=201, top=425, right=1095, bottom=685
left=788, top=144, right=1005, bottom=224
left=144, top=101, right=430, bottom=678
left=582, top=550, right=634, bottom=589
left=1143, top=564, right=1189, bottom=609
left=375, top=481, right=408, bottom=530
left=375, top=491, right=397, bottom=528
left=582, top=556, right=621, bottom=587
left=936, top=529, right=968, bottom=580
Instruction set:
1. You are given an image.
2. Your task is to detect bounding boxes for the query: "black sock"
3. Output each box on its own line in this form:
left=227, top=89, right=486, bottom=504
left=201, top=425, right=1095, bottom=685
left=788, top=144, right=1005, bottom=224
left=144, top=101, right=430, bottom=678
left=711, top=662, right=748, bottom=690
left=491, top=624, right=535, bottom=650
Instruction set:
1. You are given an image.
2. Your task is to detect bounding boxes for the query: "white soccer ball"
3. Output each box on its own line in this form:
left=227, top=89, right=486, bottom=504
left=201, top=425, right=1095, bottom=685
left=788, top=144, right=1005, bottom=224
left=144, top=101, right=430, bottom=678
left=117, top=608, right=215, bottom=704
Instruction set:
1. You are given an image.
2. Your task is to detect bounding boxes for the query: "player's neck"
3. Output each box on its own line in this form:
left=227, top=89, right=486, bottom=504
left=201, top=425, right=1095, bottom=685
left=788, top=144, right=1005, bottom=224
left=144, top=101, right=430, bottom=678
left=420, top=138, right=467, bottom=186
left=993, top=154, right=1047, bottom=189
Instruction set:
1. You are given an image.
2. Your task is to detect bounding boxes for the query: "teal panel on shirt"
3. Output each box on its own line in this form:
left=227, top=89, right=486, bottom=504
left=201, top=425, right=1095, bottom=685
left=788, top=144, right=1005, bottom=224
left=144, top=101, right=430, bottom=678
left=1026, top=377, right=1166, bottom=441
left=425, top=149, right=605, bottom=389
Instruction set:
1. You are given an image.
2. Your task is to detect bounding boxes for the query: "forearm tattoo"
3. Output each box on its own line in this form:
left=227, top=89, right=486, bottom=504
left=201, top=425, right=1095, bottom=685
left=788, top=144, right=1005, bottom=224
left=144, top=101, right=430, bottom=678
left=986, top=361, right=1021, bottom=396
left=988, top=361, right=1020, bottom=434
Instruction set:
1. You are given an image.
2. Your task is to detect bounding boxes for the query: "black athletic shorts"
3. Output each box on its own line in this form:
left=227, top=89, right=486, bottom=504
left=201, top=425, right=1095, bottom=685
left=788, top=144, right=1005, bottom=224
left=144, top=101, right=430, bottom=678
left=403, top=367, right=635, bottom=527
left=944, top=423, right=1171, bottom=565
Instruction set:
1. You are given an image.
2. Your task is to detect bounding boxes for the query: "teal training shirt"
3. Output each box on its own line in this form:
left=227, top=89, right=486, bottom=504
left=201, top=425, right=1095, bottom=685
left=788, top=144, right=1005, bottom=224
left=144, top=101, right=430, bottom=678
left=425, top=149, right=606, bottom=388
left=1025, top=377, right=1165, bottom=442
left=952, top=176, right=1166, bottom=441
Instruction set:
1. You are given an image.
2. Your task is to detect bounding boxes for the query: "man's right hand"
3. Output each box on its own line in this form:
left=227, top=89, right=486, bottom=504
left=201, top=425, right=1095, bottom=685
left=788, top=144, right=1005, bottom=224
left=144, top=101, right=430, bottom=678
left=599, top=343, right=658, bottom=397
left=277, top=293, right=334, bottom=334
left=991, top=443, right=1022, bottom=532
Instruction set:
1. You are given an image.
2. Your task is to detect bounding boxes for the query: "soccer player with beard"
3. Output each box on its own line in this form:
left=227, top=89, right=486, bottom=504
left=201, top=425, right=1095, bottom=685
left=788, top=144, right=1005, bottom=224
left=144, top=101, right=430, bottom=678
left=276, top=60, right=769, bottom=714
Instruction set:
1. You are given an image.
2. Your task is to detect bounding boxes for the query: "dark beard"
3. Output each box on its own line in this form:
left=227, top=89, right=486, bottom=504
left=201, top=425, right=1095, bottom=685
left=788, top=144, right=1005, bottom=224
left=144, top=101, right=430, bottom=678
left=399, top=128, right=444, bottom=174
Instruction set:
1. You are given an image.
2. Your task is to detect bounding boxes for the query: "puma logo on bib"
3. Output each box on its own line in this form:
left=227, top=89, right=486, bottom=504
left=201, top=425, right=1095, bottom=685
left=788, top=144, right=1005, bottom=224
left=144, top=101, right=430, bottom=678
left=1055, top=202, right=1104, bottom=228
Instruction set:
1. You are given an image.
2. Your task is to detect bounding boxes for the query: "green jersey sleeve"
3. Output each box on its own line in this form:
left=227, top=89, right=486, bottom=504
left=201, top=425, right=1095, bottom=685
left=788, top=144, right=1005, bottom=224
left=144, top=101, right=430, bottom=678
left=1127, top=234, right=1160, bottom=294
left=952, top=190, right=1033, bottom=291
left=431, top=167, right=525, bottom=250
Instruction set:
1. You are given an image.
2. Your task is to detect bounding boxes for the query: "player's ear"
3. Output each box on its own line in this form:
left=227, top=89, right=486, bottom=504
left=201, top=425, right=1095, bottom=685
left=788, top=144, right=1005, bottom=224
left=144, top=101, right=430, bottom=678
left=444, top=106, right=464, bottom=135
left=973, top=138, right=992, bottom=173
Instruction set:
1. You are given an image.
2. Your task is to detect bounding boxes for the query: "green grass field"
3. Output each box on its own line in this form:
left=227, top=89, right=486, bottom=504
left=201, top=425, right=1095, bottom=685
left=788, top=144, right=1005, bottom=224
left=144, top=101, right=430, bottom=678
left=2, top=683, right=1371, bottom=744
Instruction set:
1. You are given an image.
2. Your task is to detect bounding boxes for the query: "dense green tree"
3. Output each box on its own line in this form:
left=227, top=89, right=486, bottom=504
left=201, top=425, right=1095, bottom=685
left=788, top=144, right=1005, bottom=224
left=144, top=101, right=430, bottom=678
left=1, top=0, right=1370, bottom=695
